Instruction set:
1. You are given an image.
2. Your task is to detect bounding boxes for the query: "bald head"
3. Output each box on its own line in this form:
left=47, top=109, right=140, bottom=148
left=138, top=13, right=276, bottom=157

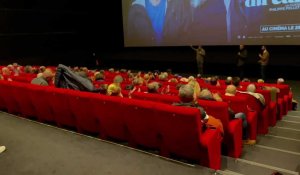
left=226, top=85, right=237, bottom=96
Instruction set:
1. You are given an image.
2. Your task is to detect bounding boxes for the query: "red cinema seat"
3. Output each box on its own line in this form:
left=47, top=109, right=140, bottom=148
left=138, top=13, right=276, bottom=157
left=132, top=92, right=180, bottom=105
left=221, top=95, right=258, bottom=140
left=0, top=81, right=20, bottom=114
left=49, top=88, right=76, bottom=128
left=237, top=92, right=269, bottom=135
left=257, top=89, right=277, bottom=127
left=68, top=90, right=99, bottom=134
left=10, top=82, right=36, bottom=118
left=90, top=95, right=127, bottom=141
left=28, top=84, right=55, bottom=123
left=122, top=98, right=160, bottom=149
left=155, top=103, right=222, bottom=170
left=0, top=81, right=9, bottom=110
left=198, top=100, right=243, bottom=158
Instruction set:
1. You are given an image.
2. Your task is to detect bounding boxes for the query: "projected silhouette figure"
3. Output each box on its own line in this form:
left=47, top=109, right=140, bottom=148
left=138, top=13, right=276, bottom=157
left=187, top=0, right=227, bottom=44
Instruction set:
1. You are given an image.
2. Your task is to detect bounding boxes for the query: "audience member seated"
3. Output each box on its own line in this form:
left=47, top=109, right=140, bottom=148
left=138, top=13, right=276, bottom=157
left=99, top=84, right=108, bottom=95
left=147, top=82, right=160, bottom=94
left=242, top=78, right=250, bottom=82
left=179, top=77, right=189, bottom=83
left=223, top=86, right=254, bottom=144
left=240, top=84, right=266, bottom=107
left=133, top=77, right=144, bottom=87
left=94, top=72, right=105, bottom=82
left=232, top=77, right=241, bottom=88
left=107, top=75, right=123, bottom=97
left=31, top=69, right=54, bottom=86
left=278, top=78, right=298, bottom=110
left=210, top=77, right=218, bottom=86
left=176, top=83, right=184, bottom=90
left=168, top=78, right=178, bottom=83
left=39, top=66, right=46, bottom=73
left=24, top=65, right=33, bottom=73
left=198, top=89, right=222, bottom=102
left=143, top=74, right=150, bottom=84
left=188, top=79, right=201, bottom=99
left=277, top=78, right=285, bottom=84
left=173, top=85, right=224, bottom=135
left=225, top=78, right=232, bottom=85
left=108, top=68, right=114, bottom=73
left=158, top=72, right=168, bottom=81
left=1, top=67, right=12, bottom=81
left=257, top=79, right=264, bottom=83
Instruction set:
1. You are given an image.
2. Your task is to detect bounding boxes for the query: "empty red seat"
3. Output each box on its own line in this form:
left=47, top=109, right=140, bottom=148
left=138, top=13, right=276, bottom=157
left=49, top=88, right=76, bottom=128
left=28, top=84, right=55, bottom=122
left=68, top=90, right=99, bottom=134
left=0, top=81, right=20, bottom=114
left=10, top=81, right=36, bottom=118
left=122, top=98, right=160, bottom=149
left=90, top=95, right=127, bottom=141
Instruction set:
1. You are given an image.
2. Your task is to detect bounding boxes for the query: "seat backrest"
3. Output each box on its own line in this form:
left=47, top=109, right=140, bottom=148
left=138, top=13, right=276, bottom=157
left=90, top=94, right=127, bottom=141
left=154, top=103, right=203, bottom=159
left=197, top=99, right=230, bottom=130
left=221, top=95, right=248, bottom=114
left=68, top=90, right=99, bottom=134
left=122, top=98, right=159, bottom=148
left=132, top=92, right=180, bottom=105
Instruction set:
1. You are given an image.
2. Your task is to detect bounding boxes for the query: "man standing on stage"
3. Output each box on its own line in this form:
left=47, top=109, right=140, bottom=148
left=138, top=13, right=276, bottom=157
left=191, top=45, right=206, bottom=75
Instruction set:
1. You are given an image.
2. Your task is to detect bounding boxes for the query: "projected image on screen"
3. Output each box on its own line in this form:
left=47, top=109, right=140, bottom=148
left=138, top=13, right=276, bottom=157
left=122, top=0, right=300, bottom=46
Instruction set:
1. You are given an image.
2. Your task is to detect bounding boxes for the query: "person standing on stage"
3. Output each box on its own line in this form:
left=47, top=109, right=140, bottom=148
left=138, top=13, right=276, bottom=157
left=237, top=45, right=247, bottom=79
left=191, top=45, right=206, bottom=75
left=258, top=45, right=270, bottom=81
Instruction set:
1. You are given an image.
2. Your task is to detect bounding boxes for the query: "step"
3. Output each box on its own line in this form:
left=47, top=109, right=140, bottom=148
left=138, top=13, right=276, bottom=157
left=241, top=145, right=300, bottom=172
left=275, top=120, right=300, bottom=130
left=221, top=156, right=298, bottom=175
left=283, top=115, right=300, bottom=122
left=256, top=135, right=300, bottom=153
left=287, top=111, right=300, bottom=116
left=269, top=127, right=300, bottom=140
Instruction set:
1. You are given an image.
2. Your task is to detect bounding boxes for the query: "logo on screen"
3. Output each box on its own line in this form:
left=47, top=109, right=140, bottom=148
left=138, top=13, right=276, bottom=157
left=246, top=0, right=300, bottom=7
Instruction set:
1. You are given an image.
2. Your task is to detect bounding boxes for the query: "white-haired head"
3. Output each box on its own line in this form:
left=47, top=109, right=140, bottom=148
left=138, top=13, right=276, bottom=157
left=277, top=78, right=284, bottom=84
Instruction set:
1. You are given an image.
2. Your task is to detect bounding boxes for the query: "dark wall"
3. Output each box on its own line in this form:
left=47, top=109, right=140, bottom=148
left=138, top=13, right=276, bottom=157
left=0, top=1, right=299, bottom=80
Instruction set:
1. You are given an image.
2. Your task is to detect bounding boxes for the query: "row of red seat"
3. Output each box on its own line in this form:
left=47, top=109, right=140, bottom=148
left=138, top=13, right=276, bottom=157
left=0, top=80, right=222, bottom=170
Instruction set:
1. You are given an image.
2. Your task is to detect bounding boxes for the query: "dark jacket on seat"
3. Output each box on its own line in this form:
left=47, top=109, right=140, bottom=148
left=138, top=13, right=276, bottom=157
left=55, top=64, right=99, bottom=93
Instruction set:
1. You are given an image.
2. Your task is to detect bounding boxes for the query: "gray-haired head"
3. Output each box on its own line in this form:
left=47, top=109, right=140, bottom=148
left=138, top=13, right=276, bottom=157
left=247, top=84, right=256, bottom=93
left=147, top=82, right=160, bottom=93
left=178, top=84, right=194, bottom=102
left=113, top=75, right=123, bottom=84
